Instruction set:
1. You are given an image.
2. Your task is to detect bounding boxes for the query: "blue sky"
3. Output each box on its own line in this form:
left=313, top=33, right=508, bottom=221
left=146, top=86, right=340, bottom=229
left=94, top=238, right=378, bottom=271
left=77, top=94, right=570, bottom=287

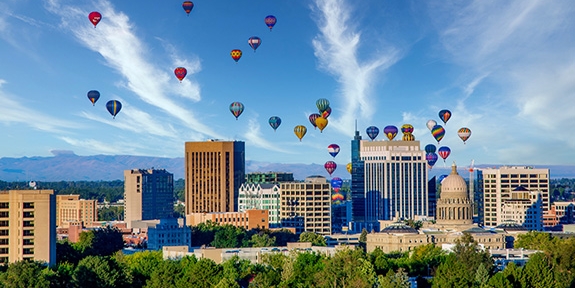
left=1, top=0, right=574, bottom=170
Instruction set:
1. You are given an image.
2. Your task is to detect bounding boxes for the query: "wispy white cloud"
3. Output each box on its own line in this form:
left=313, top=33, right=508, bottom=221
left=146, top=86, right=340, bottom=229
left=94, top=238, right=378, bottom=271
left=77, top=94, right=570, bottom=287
left=243, top=117, right=292, bottom=154
left=45, top=0, right=222, bottom=140
left=311, top=0, right=401, bottom=133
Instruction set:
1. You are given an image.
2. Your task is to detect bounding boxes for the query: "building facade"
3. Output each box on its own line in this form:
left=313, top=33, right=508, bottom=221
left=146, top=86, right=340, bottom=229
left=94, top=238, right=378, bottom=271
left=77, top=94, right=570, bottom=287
left=280, top=176, right=332, bottom=235
left=185, top=140, right=245, bottom=214
left=124, top=169, right=174, bottom=228
left=479, top=166, right=549, bottom=227
left=0, top=190, right=56, bottom=266
left=501, top=186, right=543, bottom=231
left=350, top=129, right=366, bottom=224
left=187, top=209, right=269, bottom=230
left=131, top=218, right=192, bottom=251
left=245, top=172, right=294, bottom=184
left=238, top=183, right=281, bottom=227
left=56, top=195, right=97, bottom=228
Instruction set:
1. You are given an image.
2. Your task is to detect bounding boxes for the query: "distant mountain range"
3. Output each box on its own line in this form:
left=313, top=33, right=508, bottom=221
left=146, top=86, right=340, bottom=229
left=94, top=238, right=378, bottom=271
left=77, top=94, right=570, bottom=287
left=1, top=151, right=574, bottom=181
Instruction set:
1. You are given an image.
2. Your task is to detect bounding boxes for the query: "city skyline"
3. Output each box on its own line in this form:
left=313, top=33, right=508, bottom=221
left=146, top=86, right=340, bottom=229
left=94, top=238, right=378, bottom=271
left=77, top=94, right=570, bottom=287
left=1, top=0, right=574, bottom=168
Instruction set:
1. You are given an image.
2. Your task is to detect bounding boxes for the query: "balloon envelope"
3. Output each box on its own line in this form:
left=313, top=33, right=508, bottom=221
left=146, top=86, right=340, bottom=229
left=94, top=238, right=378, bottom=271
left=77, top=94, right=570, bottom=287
left=324, top=161, right=337, bottom=176
left=294, top=125, right=307, bottom=141
left=366, top=126, right=379, bottom=141
left=87, top=90, right=100, bottom=106
left=174, top=67, right=187, bottom=82
left=458, top=127, right=472, bottom=144
left=315, top=117, right=328, bottom=132
left=327, top=144, right=340, bottom=158
left=316, top=98, right=330, bottom=113
left=231, top=49, right=242, bottom=62
left=331, top=177, right=343, bottom=189
left=383, top=125, right=398, bottom=141
left=346, top=162, right=352, bottom=174
left=308, top=113, right=320, bottom=129
left=248, top=37, right=261, bottom=52
left=439, top=109, right=451, bottom=124
left=401, top=124, right=414, bottom=134
left=424, top=144, right=436, bottom=154
left=426, top=152, right=438, bottom=168
left=269, top=116, right=281, bottom=131
left=88, top=11, right=101, bottom=27
left=229, top=102, right=244, bottom=119
left=322, top=107, right=331, bottom=119
left=182, top=1, right=194, bottom=15
left=426, top=119, right=437, bottom=131
left=106, top=100, right=122, bottom=118
left=431, top=125, right=445, bottom=143
left=438, top=146, right=451, bottom=161
left=264, top=15, right=277, bottom=31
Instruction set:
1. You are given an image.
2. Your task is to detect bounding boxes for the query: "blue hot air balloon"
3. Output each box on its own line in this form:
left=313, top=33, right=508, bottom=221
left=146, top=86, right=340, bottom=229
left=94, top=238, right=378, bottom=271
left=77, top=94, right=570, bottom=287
left=366, top=126, right=379, bottom=141
left=426, top=152, right=438, bottom=168
left=268, top=116, right=281, bottom=131
left=424, top=144, right=436, bottom=154
left=106, top=100, right=122, bottom=119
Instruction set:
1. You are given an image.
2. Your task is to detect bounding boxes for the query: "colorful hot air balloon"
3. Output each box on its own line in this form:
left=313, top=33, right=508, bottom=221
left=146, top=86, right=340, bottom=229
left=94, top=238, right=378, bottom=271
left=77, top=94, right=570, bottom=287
left=324, top=161, right=337, bottom=176
left=366, top=126, right=379, bottom=141
left=88, top=11, right=102, bottom=28
left=87, top=90, right=100, bottom=106
left=401, top=124, right=414, bottom=134
left=426, top=119, right=437, bottom=131
left=426, top=152, right=438, bottom=168
left=308, top=113, right=320, bottom=129
left=294, top=125, right=307, bottom=141
left=332, top=193, right=345, bottom=202
left=264, top=15, right=277, bottom=31
left=231, top=49, right=242, bottom=63
left=458, top=127, right=472, bottom=144
left=182, top=1, right=194, bottom=16
left=438, top=146, right=451, bottom=162
left=439, top=109, right=451, bottom=124
left=315, top=117, right=328, bottom=132
left=248, top=37, right=261, bottom=52
left=174, top=67, right=187, bottom=82
left=229, top=102, right=244, bottom=120
left=331, top=177, right=343, bottom=191
left=431, top=125, right=445, bottom=144
left=316, top=98, right=330, bottom=113
left=424, top=144, right=436, bottom=154
left=402, top=133, right=415, bottom=141
left=106, top=100, right=122, bottom=119
left=383, top=125, right=398, bottom=141
left=346, top=162, right=352, bottom=174
left=322, top=107, right=331, bottom=119
left=327, top=144, right=340, bottom=158
left=269, top=116, right=281, bottom=131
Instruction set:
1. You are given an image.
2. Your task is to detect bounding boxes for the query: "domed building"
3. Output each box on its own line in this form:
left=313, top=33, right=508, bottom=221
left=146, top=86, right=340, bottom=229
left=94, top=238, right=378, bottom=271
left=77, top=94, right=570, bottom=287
left=435, top=162, right=474, bottom=229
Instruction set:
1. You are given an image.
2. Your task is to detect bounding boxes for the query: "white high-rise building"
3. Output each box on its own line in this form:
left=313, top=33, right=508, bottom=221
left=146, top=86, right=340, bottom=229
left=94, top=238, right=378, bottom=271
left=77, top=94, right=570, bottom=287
left=238, top=183, right=281, bottom=227
left=361, top=140, right=428, bottom=221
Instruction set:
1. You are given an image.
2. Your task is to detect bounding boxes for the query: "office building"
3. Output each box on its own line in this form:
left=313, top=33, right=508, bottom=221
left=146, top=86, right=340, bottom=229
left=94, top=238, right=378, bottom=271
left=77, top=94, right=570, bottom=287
left=501, top=186, right=543, bottom=231
left=350, top=129, right=366, bottom=224
left=187, top=209, right=269, bottom=230
left=124, top=169, right=174, bottom=228
left=245, top=172, right=294, bottom=184
left=280, top=176, right=332, bottom=235
left=56, top=195, right=97, bottom=228
left=479, top=166, right=549, bottom=227
left=131, top=218, right=191, bottom=251
left=0, top=189, right=56, bottom=266
left=185, top=140, right=245, bottom=214
left=238, top=183, right=281, bottom=227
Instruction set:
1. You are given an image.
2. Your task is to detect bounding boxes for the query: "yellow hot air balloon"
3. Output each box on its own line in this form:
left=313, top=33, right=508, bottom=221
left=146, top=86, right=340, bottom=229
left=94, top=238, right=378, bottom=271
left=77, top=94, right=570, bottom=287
left=402, top=133, right=414, bottom=141
left=294, top=125, right=307, bottom=141
left=315, top=117, right=328, bottom=133
left=346, top=162, right=352, bottom=174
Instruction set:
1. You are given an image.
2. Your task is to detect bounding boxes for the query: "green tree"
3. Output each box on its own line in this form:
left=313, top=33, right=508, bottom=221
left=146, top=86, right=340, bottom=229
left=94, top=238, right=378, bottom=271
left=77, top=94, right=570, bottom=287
left=176, top=258, right=223, bottom=288
left=513, top=231, right=556, bottom=250
left=74, top=226, right=124, bottom=257
left=269, top=228, right=298, bottom=246
left=283, top=251, right=325, bottom=287
left=359, top=228, right=368, bottom=251
left=486, top=272, right=514, bottom=288
left=433, top=254, right=473, bottom=288
left=72, top=255, right=132, bottom=288
left=378, top=268, right=411, bottom=288
left=250, top=232, right=276, bottom=247
left=409, top=244, right=446, bottom=276
left=56, top=240, right=83, bottom=265
left=0, top=261, right=52, bottom=288
left=211, top=225, right=249, bottom=248
left=315, top=247, right=376, bottom=288
left=299, top=231, right=327, bottom=246
left=145, top=260, right=183, bottom=288
left=98, top=206, right=124, bottom=221
left=474, top=263, right=490, bottom=287
left=520, top=252, right=554, bottom=288
left=191, top=221, right=220, bottom=247
left=124, top=250, right=163, bottom=287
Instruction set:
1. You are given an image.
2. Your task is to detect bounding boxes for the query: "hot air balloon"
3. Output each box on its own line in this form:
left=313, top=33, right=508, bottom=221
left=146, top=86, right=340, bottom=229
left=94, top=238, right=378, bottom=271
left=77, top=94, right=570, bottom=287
left=431, top=125, right=445, bottom=144
left=327, top=144, right=340, bottom=158
left=231, top=49, right=242, bottom=63
left=248, top=37, right=261, bottom=52
left=438, top=146, right=451, bottom=162
left=316, top=98, right=330, bottom=113
left=331, top=177, right=343, bottom=192
left=426, top=119, right=437, bottom=131
left=308, top=113, right=320, bottom=129
left=324, top=161, right=337, bottom=176
left=269, top=116, right=281, bottom=131
left=229, top=102, right=244, bottom=120
left=402, top=133, right=415, bottom=141
left=439, top=109, right=451, bottom=124
left=424, top=144, right=436, bottom=154
left=88, top=11, right=101, bottom=28
left=346, top=162, right=352, bottom=174
left=87, top=90, right=100, bottom=106
left=426, top=152, right=438, bottom=168
left=174, top=67, right=187, bottom=82
left=401, top=124, right=414, bottom=134
left=383, top=125, right=398, bottom=141
left=366, top=126, right=379, bottom=141
left=294, top=125, right=307, bottom=141
left=106, top=100, right=122, bottom=119
left=322, top=107, right=331, bottom=119
left=458, top=127, right=472, bottom=144
left=182, top=1, right=194, bottom=15
left=264, top=15, right=277, bottom=31
left=438, top=174, right=448, bottom=183
left=315, top=117, right=328, bottom=132
left=332, top=193, right=345, bottom=202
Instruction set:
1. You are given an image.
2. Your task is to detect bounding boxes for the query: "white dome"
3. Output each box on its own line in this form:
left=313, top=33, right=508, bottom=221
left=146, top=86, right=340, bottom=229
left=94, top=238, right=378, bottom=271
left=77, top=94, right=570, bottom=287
left=440, top=162, right=468, bottom=199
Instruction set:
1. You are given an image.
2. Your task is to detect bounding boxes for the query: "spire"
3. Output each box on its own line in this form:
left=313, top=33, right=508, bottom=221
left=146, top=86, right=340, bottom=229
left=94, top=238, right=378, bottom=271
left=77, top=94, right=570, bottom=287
left=451, top=161, right=458, bottom=175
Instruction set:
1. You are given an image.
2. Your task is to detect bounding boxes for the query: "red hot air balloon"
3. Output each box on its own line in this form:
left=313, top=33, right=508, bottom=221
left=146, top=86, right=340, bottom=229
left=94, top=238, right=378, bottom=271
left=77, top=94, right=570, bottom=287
left=231, top=49, right=242, bottom=63
left=324, top=161, right=337, bottom=176
left=439, top=109, right=451, bottom=124
left=264, top=15, right=277, bottom=31
left=438, top=146, right=451, bottom=162
left=88, top=11, right=102, bottom=28
left=174, top=67, right=187, bottom=82
left=182, top=1, right=194, bottom=16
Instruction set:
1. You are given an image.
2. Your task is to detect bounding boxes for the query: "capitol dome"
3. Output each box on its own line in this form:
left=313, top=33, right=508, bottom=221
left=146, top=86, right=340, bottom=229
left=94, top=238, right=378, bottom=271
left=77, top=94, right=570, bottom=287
left=436, top=162, right=473, bottom=227
left=440, top=162, right=468, bottom=199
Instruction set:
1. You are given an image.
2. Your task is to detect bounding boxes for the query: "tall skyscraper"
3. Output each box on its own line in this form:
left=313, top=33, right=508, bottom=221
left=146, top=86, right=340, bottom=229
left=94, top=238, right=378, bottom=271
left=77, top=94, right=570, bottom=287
left=124, top=169, right=174, bottom=228
left=185, top=140, right=245, bottom=214
left=478, top=166, right=549, bottom=227
left=350, top=129, right=365, bottom=223
left=0, top=190, right=56, bottom=266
